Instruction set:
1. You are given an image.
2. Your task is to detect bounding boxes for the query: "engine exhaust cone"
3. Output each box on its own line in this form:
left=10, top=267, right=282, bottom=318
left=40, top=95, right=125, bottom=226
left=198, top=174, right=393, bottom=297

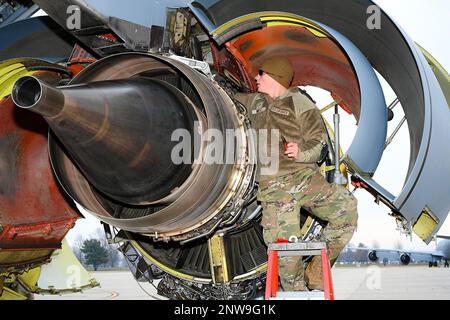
left=12, top=75, right=197, bottom=205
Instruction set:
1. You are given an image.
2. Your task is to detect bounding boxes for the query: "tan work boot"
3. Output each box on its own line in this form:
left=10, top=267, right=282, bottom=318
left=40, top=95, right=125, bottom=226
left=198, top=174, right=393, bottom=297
left=304, top=256, right=324, bottom=291
left=305, top=244, right=343, bottom=290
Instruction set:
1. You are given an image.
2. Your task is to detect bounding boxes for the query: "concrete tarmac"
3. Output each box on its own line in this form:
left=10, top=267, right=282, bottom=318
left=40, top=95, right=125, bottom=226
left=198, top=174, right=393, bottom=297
left=35, top=265, right=450, bottom=300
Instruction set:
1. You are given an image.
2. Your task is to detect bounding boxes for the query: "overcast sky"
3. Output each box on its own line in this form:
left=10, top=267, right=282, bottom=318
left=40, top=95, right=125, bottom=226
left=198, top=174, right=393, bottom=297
left=313, top=0, right=450, bottom=251
left=66, top=0, right=450, bottom=253
left=350, top=0, right=450, bottom=251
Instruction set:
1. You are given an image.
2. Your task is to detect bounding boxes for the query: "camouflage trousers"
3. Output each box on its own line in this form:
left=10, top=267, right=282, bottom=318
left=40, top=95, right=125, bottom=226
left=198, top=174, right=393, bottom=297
left=258, top=167, right=358, bottom=291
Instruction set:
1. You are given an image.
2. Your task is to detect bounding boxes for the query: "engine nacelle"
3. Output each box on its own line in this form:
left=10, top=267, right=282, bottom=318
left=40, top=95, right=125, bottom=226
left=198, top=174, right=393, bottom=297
left=368, top=250, right=378, bottom=262
left=400, top=253, right=411, bottom=265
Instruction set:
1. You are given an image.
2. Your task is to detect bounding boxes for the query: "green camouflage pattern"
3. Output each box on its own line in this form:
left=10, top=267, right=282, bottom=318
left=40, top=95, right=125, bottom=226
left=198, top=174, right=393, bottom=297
left=258, top=167, right=358, bottom=291
left=235, top=88, right=357, bottom=291
left=234, top=88, right=328, bottom=182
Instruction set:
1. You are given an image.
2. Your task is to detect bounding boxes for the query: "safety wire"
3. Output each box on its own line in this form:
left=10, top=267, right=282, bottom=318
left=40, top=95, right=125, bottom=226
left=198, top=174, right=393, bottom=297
left=114, top=224, right=164, bottom=300
left=136, top=279, right=164, bottom=300
left=123, top=255, right=165, bottom=300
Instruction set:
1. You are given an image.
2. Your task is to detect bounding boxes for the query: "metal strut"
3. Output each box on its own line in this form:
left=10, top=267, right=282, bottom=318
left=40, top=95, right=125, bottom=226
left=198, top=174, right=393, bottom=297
left=333, top=104, right=347, bottom=185
left=385, top=116, right=406, bottom=149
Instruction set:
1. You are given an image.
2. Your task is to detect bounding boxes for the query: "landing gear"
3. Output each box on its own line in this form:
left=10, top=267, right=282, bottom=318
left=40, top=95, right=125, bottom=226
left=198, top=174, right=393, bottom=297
left=429, top=261, right=438, bottom=268
left=444, top=260, right=449, bottom=268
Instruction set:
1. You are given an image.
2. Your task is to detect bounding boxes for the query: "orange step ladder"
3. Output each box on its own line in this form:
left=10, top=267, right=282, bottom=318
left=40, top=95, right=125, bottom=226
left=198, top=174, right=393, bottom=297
left=265, top=240, right=334, bottom=300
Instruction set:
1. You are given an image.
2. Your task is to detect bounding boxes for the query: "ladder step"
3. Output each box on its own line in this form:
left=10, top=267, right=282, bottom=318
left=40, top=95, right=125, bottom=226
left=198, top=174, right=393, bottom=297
left=268, top=242, right=326, bottom=253
left=265, top=241, right=334, bottom=300
left=278, top=250, right=322, bottom=256
left=269, top=291, right=325, bottom=300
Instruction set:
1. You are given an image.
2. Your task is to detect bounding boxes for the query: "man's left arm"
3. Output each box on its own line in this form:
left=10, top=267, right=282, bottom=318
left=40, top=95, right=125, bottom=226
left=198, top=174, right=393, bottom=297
left=294, top=107, right=328, bottom=163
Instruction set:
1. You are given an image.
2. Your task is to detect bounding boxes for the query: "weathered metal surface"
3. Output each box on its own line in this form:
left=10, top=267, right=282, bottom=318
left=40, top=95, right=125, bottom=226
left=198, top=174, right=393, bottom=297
left=229, top=25, right=360, bottom=118
left=0, top=67, right=79, bottom=253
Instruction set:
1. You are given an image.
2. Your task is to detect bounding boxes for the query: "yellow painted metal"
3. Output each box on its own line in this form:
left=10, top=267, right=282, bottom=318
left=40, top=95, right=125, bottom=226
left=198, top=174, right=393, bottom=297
left=0, top=63, right=24, bottom=78
left=36, top=239, right=99, bottom=294
left=212, top=11, right=331, bottom=39
left=320, top=99, right=342, bottom=113
left=417, top=44, right=450, bottom=109
left=0, top=58, right=64, bottom=99
left=0, top=273, right=27, bottom=300
left=0, top=69, right=33, bottom=99
left=213, top=12, right=266, bottom=36
left=130, top=239, right=211, bottom=283
left=413, top=207, right=439, bottom=241
left=0, top=58, right=35, bottom=73
left=0, top=250, right=53, bottom=267
left=208, top=234, right=229, bottom=283
left=300, top=216, right=315, bottom=237
left=262, top=16, right=328, bottom=38
left=0, top=60, right=39, bottom=99
left=17, top=267, right=41, bottom=292
left=232, top=262, right=267, bottom=281
left=0, top=287, right=27, bottom=300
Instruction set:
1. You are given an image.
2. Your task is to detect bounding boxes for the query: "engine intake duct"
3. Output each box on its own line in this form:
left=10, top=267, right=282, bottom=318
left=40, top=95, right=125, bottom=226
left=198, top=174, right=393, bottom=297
left=12, top=76, right=197, bottom=205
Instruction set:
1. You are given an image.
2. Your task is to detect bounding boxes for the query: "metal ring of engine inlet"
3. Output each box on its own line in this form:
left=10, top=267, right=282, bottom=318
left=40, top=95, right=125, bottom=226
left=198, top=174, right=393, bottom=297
left=49, top=53, right=254, bottom=240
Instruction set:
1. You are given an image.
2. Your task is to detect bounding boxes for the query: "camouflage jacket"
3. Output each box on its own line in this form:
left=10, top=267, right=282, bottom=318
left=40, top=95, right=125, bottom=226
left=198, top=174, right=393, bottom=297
left=235, top=87, right=328, bottom=182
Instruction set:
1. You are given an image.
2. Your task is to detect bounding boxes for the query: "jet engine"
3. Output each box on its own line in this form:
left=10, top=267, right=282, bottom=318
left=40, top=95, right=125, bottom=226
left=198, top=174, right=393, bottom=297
left=11, top=53, right=278, bottom=299
left=400, top=253, right=411, bottom=265
left=368, top=251, right=378, bottom=262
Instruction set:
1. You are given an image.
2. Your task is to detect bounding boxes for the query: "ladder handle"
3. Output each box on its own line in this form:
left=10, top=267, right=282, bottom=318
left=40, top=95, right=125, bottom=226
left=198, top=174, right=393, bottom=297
left=265, top=250, right=278, bottom=299
left=272, top=252, right=278, bottom=297
left=321, top=248, right=334, bottom=300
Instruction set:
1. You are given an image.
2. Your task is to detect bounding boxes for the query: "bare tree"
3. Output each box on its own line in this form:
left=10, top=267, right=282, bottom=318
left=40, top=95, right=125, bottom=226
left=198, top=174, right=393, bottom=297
left=72, top=234, right=85, bottom=263
left=394, top=238, right=403, bottom=250
left=92, top=227, right=123, bottom=268
left=353, top=243, right=369, bottom=262
left=371, top=240, right=380, bottom=249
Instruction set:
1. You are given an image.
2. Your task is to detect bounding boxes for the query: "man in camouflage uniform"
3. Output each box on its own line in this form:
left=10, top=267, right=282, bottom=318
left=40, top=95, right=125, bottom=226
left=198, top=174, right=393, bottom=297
left=235, top=56, right=358, bottom=291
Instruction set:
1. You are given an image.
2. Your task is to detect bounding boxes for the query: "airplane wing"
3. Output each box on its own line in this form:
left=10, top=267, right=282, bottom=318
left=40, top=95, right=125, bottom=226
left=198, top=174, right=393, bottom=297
left=352, top=247, right=443, bottom=265
left=409, top=252, right=442, bottom=264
